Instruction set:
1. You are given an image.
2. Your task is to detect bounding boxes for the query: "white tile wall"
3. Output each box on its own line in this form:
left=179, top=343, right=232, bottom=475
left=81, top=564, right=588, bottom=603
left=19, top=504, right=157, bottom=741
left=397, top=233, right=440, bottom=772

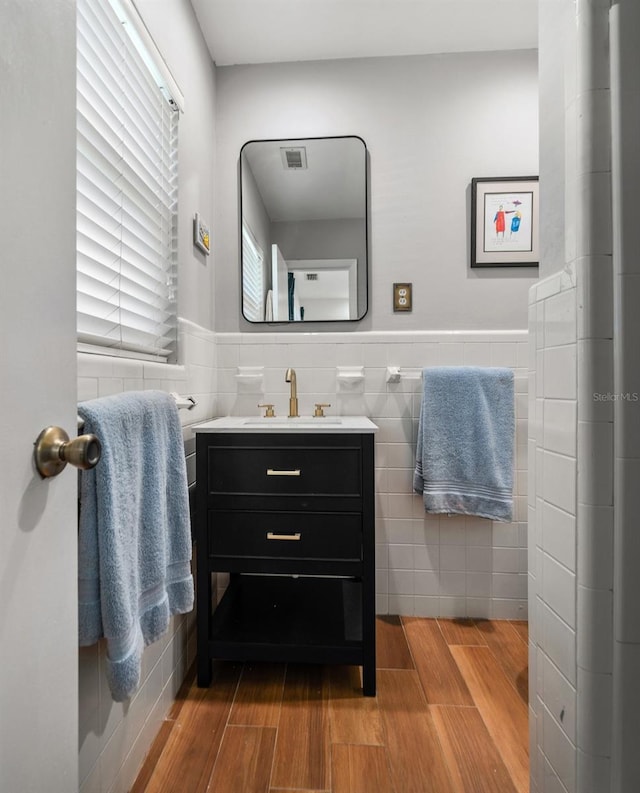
left=215, top=329, right=529, bottom=620
left=542, top=501, right=576, bottom=573
left=78, top=319, right=216, bottom=793
left=529, top=271, right=579, bottom=793
left=573, top=0, right=615, bottom=787
left=542, top=450, right=577, bottom=514
left=78, top=325, right=529, bottom=792
left=543, top=703, right=577, bottom=792
left=530, top=222, right=616, bottom=793
left=541, top=599, right=576, bottom=687
left=532, top=1, right=620, bottom=789
left=543, top=652, right=576, bottom=743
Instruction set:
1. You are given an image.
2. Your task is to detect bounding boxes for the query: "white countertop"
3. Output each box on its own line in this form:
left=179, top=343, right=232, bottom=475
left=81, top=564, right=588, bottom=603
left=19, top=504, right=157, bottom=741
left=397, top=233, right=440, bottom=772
left=192, top=416, right=378, bottom=434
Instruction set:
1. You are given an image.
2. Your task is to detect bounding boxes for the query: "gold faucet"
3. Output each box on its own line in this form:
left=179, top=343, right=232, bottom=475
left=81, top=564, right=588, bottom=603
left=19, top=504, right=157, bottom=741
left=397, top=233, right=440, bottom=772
left=285, top=368, right=299, bottom=417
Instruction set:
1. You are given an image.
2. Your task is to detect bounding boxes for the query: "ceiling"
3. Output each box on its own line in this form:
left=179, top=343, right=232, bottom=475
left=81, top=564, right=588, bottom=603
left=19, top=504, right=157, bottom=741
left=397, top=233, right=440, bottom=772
left=243, top=137, right=366, bottom=221
left=190, top=0, right=538, bottom=67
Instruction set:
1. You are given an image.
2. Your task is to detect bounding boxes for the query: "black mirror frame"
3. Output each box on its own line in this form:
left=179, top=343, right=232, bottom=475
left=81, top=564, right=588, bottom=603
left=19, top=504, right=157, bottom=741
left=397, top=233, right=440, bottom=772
left=239, top=135, right=369, bottom=325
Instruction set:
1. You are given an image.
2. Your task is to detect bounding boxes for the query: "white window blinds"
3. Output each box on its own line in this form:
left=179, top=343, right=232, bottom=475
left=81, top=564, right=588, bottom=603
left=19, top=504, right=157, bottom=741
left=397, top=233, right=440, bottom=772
left=242, top=221, right=265, bottom=322
left=77, top=0, right=180, bottom=359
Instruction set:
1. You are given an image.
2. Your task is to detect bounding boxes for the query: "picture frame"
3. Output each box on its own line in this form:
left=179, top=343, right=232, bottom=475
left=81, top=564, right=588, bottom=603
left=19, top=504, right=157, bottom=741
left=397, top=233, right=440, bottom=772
left=470, top=176, right=539, bottom=268
left=193, top=212, right=211, bottom=255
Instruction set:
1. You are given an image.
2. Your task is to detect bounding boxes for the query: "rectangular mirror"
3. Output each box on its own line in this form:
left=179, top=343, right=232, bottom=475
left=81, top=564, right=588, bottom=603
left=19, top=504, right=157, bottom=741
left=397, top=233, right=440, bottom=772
left=240, top=135, right=368, bottom=323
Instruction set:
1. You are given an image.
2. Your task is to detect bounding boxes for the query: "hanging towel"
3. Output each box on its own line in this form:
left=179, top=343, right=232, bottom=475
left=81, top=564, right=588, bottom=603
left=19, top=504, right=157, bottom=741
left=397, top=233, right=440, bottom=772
left=78, top=390, right=194, bottom=701
left=413, top=366, right=514, bottom=522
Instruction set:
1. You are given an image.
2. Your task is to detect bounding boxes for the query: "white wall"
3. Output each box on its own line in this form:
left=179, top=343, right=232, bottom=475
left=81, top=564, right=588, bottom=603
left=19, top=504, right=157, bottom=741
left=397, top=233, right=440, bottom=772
left=135, top=0, right=217, bottom=331
left=537, top=0, right=575, bottom=281
left=528, top=270, right=580, bottom=793
left=215, top=50, right=539, bottom=333
left=273, top=218, right=366, bottom=265
left=216, top=330, right=529, bottom=620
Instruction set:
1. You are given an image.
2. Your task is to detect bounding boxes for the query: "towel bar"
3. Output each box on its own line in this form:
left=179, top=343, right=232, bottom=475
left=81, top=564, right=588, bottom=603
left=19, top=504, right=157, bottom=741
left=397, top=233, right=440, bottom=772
left=386, top=366, right=423, bottom=383
left=169, top=392, right=197, bottom=410
left=77, top=392, right=196, bottom=430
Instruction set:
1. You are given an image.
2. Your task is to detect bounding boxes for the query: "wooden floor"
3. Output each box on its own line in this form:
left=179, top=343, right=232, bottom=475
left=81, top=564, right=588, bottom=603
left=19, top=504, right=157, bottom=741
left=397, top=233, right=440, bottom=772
left=132, top=617, right=529, bottom=793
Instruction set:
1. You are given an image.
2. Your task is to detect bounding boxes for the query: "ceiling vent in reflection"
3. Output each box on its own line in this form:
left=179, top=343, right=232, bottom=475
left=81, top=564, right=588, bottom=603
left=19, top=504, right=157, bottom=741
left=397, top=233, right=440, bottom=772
left=280, top=146, right=308, bottom=170
left=306, top=273, right=318, bottom=281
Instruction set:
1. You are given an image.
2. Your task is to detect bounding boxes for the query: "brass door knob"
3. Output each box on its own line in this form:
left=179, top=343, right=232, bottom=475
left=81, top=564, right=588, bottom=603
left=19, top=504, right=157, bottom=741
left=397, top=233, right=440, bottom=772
left=34, top=426, right=102, bottom=479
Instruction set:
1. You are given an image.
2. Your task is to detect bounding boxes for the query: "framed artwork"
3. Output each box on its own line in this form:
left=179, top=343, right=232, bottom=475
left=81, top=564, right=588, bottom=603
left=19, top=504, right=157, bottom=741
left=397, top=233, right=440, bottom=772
left=470, top=176, right=539, bottom=268
left=194, top=212, right=211, bottom=255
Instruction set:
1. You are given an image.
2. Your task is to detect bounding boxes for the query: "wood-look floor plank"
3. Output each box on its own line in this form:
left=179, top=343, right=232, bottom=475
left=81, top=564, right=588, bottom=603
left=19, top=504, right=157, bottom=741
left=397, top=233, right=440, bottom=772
left=474, top=619, right=529, bottom=703
left=375, top=615, right=414, bottom=669
left=270, top=664, right=330, bottom=791
left=332, top=744, right=396, bottom=793
left=510, top=620, right=529, bottom=645
left=437, top=617, right=488, bottom=646
left=132, top=619, right=531, bottom=793
left=141, top=661, right=241, bottom=793
left=450, top=645, right=529, bottom=793
left=431, top=705, right=519, bottom=793
left=376, top=669, right=457, bottom=793
left=402, top=617, right=474, bottom=705
left=327, top=665, right=385, bottom=745
left=229, top=662, right=285, bottom=727
left=208, top=726, right=276, bottom=793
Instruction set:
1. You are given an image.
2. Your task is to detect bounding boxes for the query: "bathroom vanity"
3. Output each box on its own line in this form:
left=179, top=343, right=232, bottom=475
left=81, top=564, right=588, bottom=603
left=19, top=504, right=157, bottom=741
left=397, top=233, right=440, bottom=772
left=193, top=416, right=377, bottom=695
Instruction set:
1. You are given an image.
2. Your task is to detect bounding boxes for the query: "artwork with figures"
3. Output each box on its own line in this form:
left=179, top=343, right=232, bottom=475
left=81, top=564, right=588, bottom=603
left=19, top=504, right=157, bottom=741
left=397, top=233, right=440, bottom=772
left=470, top=176, right=539, bottom=268
left=483, top=190, right=533, bottom=253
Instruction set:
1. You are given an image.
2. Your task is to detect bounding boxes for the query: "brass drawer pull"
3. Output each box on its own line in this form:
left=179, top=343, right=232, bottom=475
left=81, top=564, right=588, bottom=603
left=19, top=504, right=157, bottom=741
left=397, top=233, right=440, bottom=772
left=266, top=468, right=301, bottom=476
left=267, top=532, right=302, bottom=541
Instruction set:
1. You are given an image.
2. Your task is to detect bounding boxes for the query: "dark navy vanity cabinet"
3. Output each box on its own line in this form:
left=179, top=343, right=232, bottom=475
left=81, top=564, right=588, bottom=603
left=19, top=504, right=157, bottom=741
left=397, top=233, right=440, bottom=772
left=193, top=419, right=377, bottom=696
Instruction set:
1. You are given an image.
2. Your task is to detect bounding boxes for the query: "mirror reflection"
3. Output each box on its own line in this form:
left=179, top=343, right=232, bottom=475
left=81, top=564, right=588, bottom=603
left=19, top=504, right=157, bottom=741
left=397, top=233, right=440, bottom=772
left=240, top=136, right=368, bottom=323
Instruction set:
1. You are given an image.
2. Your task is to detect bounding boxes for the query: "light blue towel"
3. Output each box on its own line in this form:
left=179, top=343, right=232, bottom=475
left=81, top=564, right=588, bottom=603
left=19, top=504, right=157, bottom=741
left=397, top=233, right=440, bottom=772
left=78, top=391, right=194, bottom=701
left=413, top=366, right=514, bottom=522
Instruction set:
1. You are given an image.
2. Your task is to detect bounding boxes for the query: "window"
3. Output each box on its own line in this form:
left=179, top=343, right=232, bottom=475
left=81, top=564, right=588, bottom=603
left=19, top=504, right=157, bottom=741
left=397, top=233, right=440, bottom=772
left=241, top=221, right=265, bottom=322
left=77, top=0, right=182, bottom=360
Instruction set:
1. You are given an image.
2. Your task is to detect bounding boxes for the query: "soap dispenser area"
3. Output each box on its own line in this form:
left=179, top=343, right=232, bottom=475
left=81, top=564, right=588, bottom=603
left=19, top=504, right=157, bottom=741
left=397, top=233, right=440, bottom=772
left=192, top=416, right=378, bottom=695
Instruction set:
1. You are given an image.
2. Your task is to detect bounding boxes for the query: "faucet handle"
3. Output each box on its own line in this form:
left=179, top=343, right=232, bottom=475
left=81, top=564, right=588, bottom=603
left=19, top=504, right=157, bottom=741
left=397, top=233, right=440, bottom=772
left=313, top=403, right=331, bottom=418
left=258, top=403, right=276, bottom=418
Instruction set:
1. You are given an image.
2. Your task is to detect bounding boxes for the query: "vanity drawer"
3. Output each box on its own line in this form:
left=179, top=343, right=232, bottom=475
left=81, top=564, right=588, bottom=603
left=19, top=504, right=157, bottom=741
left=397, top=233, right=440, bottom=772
left=208, top=510, right=362, bottom=562
left=207, top=440, right=362, bottom=498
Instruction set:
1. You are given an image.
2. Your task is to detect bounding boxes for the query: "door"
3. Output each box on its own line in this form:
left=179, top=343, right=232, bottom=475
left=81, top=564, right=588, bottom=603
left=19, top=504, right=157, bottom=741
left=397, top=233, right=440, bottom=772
left=272, top=243, right=290, bottom=321
left=0, top=2, right=79, bottom=791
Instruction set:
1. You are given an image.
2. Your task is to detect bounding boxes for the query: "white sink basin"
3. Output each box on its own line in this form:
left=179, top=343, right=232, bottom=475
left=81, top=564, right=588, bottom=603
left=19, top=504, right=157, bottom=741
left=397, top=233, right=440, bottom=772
left=193, top=416, right=378, bottom=434
left=242, top=416, right=343, bottom=426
